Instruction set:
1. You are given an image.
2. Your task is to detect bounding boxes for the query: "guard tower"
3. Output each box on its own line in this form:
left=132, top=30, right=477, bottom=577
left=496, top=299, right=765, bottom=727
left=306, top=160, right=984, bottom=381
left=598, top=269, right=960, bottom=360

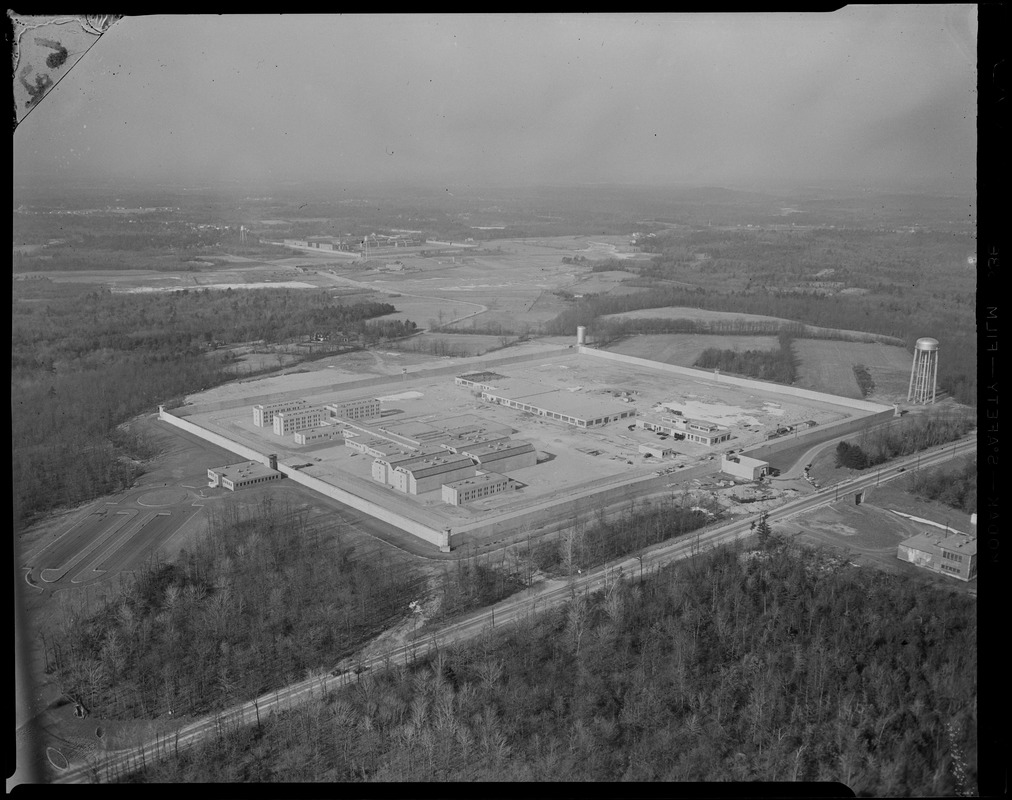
left=907, top=337, right=939, bottom=404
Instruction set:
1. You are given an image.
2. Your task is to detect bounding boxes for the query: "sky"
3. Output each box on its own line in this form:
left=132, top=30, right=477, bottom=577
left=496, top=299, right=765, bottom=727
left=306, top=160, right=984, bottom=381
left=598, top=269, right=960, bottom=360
left=13, top=8, right=978, bottom=192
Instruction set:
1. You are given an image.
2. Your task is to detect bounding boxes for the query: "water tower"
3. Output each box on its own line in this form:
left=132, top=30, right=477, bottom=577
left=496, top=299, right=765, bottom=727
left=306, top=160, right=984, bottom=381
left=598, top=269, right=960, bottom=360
left=907, top=337, right=939, bottom=404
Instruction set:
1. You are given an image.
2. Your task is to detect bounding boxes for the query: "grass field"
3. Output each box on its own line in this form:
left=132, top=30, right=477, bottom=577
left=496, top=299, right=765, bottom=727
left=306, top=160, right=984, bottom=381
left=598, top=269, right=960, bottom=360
left=601, top=333, right=780, bottom=367
left=794, top=339, right=912, bottom=401
left=392, top=332, right=516, bottom=357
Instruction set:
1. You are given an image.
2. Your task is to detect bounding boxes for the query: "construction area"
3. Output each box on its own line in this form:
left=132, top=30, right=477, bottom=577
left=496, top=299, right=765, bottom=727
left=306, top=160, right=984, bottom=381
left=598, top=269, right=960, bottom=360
left=161, top=337, right=894, bottom=550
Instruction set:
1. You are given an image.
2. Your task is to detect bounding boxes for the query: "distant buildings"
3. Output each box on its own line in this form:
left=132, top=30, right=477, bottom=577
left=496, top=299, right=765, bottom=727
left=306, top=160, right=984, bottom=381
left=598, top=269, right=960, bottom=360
left=897, top=530, right=977, bottom=581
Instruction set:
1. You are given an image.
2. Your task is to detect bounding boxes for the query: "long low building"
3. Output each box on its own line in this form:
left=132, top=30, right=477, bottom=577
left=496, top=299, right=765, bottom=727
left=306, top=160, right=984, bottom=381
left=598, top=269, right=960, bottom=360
left=637, top=415, right=732, bottom=446
left=442, top=472, right=514, bottom=505
left=208, top=461, right=282, bottom=491
left=477, top=378, right=636, bottom=429
left=460, top=440, right=537, bottom=473
left=294, top=426, right=342, bottom=445
left=897, top=530, right=977, bottom=581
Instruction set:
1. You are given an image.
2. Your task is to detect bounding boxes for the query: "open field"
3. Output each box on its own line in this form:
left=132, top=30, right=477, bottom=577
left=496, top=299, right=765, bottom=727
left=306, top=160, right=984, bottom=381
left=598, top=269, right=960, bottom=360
left=601, top=333, right=781, bottom=367
left=390, top=332, right=516, bottom=357
left=794, top=339, right=913, bottom=401
left=20, top=236, right=657, bottom=337
left=181, top=349, right=874, bottom=538
left=781, top=486, right=975, bottom=596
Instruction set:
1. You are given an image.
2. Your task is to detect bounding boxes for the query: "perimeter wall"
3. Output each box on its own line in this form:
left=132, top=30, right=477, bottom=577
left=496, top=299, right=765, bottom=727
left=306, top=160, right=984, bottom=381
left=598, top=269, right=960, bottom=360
left=158, top=406, right=451, bottom=551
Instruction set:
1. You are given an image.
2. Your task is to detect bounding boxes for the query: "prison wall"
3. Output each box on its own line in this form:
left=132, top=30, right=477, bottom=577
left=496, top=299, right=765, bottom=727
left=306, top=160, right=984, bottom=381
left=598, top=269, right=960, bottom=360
left=158, top=406, right=450, bottom=551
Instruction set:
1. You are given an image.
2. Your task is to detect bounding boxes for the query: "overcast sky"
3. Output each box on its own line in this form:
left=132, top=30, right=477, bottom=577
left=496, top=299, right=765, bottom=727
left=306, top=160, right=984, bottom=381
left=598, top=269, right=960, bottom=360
left=13, top=8, right=977, bottom=192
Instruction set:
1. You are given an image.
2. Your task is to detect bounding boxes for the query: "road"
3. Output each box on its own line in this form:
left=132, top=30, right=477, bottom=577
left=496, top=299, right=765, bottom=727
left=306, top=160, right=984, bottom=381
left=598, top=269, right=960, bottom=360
left=54, top=435, right=974, bottom=783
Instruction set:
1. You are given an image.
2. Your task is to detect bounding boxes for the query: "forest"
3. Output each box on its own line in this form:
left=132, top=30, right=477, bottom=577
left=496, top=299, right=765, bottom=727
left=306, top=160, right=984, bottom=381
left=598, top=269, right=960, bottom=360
left=41, top=497, right=427, bottom=719
left=834, top=411, right=976, bottom=471
left=118, top=537, right=978, bottom=793
left=44, top=493, right=719, bottom=725
left=11, top=281, right=411, bottom=526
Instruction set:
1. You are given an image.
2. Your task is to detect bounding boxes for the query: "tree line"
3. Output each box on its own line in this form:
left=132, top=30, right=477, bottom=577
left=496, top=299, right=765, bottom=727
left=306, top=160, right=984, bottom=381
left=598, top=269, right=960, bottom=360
left=835, top=411, right=976, bottom=471
left=118, top=537, right=978, bottom=793
left=544, top=264, right=975, bottom=405
left=694, top=331, right=799, bottom=385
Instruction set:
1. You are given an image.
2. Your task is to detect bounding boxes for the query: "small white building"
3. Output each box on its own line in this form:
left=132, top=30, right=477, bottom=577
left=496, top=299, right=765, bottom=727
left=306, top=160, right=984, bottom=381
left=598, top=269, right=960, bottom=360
left=721, top=454, right=769, bottom=481
left=294, top=427, right=341, bottom=445
left=208, top=461, right=282, bottom=491
left=639, top=443, right=675, bottom=459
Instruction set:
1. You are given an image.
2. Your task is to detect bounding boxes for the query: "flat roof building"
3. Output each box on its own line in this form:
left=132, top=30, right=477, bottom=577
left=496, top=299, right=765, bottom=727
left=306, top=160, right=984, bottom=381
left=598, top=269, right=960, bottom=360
left=442, top=472, right=514, bottom=505
left=721, top=454, right=770, bottom=480
left=898, top=530, right=977, bottom=581
left=294, top=427, right=342, bottom=445
left=479, top=385, right=635, bottom=429
left=208, top=461, right=282, bottom=491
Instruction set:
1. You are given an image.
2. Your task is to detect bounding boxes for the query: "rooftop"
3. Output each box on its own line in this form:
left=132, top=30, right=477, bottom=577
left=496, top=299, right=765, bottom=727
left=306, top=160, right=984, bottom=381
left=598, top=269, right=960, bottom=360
left=209, top=461, right=279, bottom=481
left=461, top=440, right=535, bottom=459
left=901, top=529, right=977, bottom=556
left=445, top=472, right=510, bottom=489
left=396, top=454, right=476, bottom=479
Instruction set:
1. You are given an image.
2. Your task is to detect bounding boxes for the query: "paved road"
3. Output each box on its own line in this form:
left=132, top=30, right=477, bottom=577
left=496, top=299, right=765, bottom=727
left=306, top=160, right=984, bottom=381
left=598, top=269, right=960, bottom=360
left=53, top=436, right=974, bottom=783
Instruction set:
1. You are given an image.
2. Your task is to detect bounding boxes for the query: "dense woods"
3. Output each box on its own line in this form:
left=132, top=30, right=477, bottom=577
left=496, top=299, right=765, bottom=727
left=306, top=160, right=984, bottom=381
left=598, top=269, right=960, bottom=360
left=119, top=540, right=978, bottom=793
left=11, top=281, right=410, bottom=526
left=41, top=498, right=427, bottom=719
left=834, top=411, right=976, bottom=471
